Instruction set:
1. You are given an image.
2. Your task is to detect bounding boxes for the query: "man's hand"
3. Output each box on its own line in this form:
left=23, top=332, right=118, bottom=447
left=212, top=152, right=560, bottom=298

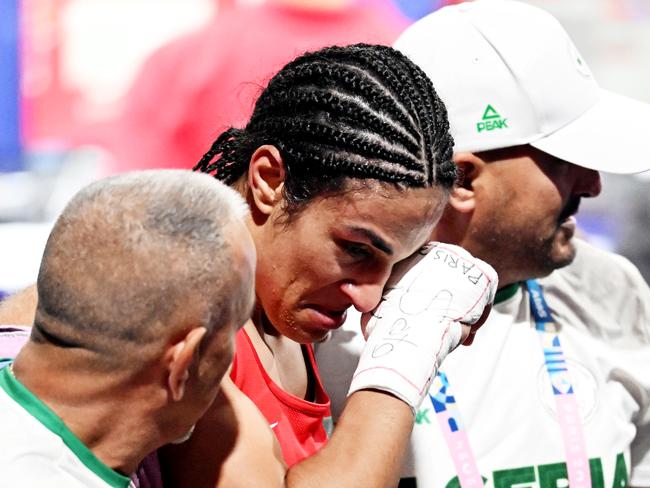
left=348, top=242, right=498, bottom=414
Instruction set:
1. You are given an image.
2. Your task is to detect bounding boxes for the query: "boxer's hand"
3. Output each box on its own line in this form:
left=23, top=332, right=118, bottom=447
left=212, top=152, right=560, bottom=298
left=348, top=242, right=498, bottom=414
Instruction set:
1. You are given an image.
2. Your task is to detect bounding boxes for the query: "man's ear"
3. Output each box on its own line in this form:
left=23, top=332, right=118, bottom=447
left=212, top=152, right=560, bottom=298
left=167, top=327, right=208, bottom=402
left=247, top=145, right=286, bottom=216
left=449, top=152, right=485, bottom=213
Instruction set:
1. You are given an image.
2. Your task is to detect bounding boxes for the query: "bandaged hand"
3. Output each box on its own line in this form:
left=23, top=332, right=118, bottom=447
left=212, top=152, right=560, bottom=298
left=348, top=242, right=498, bottom=414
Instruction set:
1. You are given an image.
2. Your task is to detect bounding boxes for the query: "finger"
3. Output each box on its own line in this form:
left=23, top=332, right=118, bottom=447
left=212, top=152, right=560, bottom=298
left=461, top=304, right=492, bottom=346
left=473, top=304, right=492, bottom=330
left=458, top=323, right=472, bottom=344
left=462, top=327, right=478, bottom=346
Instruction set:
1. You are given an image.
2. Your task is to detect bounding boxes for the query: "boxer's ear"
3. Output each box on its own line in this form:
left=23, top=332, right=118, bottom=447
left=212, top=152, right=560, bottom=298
left=248, top=145, right=285, bottom=216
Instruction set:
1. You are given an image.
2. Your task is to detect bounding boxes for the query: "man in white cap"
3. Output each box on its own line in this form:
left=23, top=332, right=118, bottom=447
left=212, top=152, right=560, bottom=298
left=316, top=1, right=650, bottom=487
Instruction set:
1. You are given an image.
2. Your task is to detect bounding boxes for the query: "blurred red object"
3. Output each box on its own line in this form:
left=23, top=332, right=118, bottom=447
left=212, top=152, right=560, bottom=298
left=21, top=0, right=80, bottom=152
left=98, top=0, right=409, bottom=173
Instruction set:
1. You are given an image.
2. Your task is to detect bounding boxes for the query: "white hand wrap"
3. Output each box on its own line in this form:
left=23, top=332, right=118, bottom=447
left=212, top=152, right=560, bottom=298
left=348, top=242, right=498, bottom=414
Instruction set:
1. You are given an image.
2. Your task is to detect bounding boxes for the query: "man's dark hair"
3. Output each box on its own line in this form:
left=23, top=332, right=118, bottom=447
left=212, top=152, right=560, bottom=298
left=195, top=43, right=455, bottom=213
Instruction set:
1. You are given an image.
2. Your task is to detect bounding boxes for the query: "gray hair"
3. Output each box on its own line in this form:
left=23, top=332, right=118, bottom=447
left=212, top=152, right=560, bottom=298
left=34, top=170, right=252, bottom=369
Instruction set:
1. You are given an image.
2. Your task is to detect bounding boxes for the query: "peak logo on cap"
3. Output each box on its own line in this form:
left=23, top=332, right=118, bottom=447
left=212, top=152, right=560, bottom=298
left=476, top=104, right=509, bottom=133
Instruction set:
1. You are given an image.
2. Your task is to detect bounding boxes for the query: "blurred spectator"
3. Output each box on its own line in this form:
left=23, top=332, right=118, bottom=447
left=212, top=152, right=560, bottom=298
left=99, top=0, right=410, bottom=173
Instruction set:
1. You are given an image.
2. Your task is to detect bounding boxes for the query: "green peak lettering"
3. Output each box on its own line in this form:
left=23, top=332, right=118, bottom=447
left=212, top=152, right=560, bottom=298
left=476, top=104, right=509, bottom=133
left=482, top=104, right=500, bottom=120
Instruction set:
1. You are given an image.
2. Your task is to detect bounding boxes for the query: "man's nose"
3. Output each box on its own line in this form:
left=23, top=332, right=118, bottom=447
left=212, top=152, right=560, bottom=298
left=573, top=166, right=602, bottom=198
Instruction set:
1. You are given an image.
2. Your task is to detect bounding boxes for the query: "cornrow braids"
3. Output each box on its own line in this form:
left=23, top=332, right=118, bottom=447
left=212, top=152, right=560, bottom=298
left=195, top=43, right=456, bottom=214
left=193, top=128, right=247, bottom=185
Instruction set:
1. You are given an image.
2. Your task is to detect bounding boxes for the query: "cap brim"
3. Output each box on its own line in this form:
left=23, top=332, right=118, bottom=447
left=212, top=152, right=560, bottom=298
left=530, top=90, right=650, bottom=174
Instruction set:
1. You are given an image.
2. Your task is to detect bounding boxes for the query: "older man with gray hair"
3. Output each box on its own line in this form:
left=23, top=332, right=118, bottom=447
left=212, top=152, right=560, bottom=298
left=0, top=170, right=256, bottom=487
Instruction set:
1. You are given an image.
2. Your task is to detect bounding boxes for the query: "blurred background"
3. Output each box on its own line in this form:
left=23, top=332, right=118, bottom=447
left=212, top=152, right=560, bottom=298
left=1, top=0, right=649, bottom=298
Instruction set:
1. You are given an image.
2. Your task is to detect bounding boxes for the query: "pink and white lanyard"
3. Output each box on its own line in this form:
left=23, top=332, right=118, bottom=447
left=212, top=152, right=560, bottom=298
left=430, top=280, right=591, bottom=487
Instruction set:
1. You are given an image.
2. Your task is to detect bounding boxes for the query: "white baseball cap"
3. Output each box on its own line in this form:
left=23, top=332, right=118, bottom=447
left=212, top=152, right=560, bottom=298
left=394, top=0, right=650, bottom=174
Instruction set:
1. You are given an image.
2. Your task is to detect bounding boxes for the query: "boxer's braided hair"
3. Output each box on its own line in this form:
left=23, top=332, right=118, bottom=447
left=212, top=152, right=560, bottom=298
left=195, top=43, right=455, bottom=213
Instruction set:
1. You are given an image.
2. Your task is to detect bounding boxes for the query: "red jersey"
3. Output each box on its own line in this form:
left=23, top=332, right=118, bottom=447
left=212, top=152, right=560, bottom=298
left=230, top=329, right=332, bottom=467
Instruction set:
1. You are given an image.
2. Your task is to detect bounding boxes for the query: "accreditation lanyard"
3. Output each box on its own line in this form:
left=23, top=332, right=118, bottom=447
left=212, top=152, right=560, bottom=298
left=430, top=280, right=591, bottom=488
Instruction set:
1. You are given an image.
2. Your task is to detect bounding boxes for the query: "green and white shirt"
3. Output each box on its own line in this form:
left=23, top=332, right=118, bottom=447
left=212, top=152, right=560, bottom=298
left=316, top=239, right=650, bottom=488
left=0, top=366, right=134, bottom=488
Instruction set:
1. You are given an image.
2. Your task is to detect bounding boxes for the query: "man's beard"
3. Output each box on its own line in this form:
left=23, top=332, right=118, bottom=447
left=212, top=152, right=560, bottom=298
left=558, top=197, right=581, bottom=224
left=475, top=222, right=577, bottom=283
left=533, top=232, right=577, bottom=276
left=523, top=197, right=582, bottom=277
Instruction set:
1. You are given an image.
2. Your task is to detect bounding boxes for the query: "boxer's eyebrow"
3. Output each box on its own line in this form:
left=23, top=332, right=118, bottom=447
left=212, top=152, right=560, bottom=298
left=347, top=226, right=393, bottom=256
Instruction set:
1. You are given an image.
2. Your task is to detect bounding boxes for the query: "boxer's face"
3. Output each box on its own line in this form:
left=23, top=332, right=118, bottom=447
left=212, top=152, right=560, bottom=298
left=252, top=181, right=446, bottom=343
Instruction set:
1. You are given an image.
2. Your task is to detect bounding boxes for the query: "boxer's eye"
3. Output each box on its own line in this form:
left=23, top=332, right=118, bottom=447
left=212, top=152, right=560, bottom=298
left=343, top=242, right=372, bottom=260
